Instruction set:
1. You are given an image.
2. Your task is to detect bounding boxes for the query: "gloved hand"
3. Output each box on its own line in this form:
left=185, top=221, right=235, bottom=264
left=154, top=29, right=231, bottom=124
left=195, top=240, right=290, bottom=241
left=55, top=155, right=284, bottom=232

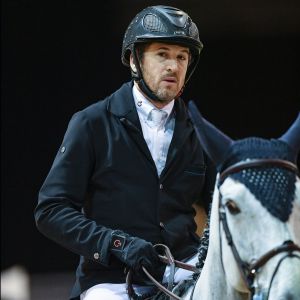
left=110, top=231, right=164, bottom=282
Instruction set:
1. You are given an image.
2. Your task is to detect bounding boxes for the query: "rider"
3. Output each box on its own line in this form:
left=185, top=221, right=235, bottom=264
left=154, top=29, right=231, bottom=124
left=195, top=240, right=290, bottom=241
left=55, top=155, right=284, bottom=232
left=34, top=5, right=216, bottom=300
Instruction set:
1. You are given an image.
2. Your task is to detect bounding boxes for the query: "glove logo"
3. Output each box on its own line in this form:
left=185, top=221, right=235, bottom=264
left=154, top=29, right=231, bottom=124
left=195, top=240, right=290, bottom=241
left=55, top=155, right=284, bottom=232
left=114, top=239, right=122, bottom=248
left=111, top=234, right=126, bottom=251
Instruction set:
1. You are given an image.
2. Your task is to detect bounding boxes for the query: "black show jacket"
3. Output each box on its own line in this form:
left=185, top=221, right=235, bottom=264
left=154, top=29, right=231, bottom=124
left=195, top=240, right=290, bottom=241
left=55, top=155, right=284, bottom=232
left=34, top=81, right=215, bottom=299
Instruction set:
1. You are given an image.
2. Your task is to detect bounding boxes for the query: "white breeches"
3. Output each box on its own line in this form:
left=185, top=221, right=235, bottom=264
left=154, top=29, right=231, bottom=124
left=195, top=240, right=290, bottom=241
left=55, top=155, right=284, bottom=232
left=80, top=254, right=198, bottom=300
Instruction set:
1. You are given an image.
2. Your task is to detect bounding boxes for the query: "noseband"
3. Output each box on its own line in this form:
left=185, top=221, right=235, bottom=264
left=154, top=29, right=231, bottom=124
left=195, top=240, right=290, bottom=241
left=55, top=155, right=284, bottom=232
left=218, top=158, right=300, bottom=298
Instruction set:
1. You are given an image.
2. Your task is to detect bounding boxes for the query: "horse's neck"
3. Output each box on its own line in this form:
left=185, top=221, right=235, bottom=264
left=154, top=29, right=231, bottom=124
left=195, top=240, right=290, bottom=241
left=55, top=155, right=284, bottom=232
left=289, top=180, right=300, bottom=244
left=192, top=186, right=249, bottom=300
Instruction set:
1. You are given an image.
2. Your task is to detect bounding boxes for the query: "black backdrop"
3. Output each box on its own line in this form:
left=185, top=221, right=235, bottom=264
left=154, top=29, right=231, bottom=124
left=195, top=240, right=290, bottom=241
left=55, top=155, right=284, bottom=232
left=2, top=0, right=300, bottom=274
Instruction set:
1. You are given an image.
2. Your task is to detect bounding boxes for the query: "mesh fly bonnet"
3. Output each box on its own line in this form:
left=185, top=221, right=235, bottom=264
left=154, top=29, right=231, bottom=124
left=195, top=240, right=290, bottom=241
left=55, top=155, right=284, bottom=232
left=220, top=137, right=297, bottom=222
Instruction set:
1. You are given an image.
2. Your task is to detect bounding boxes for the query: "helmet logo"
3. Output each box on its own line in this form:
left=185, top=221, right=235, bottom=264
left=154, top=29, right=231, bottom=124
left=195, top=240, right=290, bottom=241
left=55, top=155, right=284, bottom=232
left=174, top=30, right=185, bottom=35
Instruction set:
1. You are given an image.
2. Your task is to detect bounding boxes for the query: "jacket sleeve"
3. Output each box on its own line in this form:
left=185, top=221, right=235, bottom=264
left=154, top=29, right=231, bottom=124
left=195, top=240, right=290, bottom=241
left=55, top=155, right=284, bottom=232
left=34, top=111, right=112, bottom=266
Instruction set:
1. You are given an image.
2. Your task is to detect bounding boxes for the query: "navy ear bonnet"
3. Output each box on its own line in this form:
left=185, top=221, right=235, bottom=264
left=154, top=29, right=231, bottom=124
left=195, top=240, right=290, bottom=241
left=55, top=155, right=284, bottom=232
left=187, top=101, right=299, bottom=222
left=220, top=137, right=297, bottom=170
left=220, top=137, right=297, bottom=222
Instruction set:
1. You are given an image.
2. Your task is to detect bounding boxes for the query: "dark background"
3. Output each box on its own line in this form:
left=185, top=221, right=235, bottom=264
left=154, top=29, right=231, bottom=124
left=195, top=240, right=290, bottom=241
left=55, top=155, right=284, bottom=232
left=2, top=0, right=300, bottom=275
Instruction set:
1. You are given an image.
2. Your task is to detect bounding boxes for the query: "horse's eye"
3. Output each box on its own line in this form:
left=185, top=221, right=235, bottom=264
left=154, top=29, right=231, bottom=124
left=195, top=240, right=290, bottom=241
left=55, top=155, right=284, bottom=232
left=225, top=199, right=241, bottom=215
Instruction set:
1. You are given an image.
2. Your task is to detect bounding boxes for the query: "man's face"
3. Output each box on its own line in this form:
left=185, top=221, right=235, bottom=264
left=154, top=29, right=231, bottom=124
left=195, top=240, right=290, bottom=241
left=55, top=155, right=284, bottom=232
left=132, top=42, right=190, bottom=103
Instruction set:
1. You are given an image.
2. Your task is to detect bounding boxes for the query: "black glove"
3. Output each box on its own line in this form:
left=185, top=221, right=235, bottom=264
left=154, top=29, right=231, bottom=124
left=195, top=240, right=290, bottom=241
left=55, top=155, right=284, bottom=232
left=110, top=231, right=164, bottom=282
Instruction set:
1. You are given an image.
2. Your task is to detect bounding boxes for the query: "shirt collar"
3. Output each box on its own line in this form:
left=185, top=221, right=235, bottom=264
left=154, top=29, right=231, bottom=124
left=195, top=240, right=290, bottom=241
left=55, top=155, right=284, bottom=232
left=132, top=84, right=174, bottom=122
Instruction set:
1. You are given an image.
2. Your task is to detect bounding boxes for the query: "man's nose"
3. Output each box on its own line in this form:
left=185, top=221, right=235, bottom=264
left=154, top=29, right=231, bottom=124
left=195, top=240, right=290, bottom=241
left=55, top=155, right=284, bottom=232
left=166, top=59, right=178, bottom=72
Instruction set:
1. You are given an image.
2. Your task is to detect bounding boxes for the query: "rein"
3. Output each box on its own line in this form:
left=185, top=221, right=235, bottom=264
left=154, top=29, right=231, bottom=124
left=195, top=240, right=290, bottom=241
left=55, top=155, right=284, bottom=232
left=218, top=158, right=300, bottom=298
left=126, top=244, right=199, bottom=300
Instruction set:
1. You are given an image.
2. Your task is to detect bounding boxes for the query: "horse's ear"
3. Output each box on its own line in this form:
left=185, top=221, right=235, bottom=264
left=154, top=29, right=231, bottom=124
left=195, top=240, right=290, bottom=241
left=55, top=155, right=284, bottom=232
left=188, top=101, right=233, bottom=169
left=278, top=112, right=300, bottom=153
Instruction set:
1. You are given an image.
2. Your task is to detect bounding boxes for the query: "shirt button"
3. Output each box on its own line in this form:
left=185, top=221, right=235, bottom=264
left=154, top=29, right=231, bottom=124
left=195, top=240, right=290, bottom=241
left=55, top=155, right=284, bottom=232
left=93, top=252, right=100, bottom=260
left=60, top=146, right=66, bottom=153
left=159, top=222, right=165, bottom=228
left=159, top=184, right=163, bottom=190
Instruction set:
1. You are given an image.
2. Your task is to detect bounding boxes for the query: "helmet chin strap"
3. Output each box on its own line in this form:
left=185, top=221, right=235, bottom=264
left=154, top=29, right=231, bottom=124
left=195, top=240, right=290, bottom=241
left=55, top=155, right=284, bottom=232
left=131, top=45, right=184, bottom=102
left=137, top=78, right=162, bottom=102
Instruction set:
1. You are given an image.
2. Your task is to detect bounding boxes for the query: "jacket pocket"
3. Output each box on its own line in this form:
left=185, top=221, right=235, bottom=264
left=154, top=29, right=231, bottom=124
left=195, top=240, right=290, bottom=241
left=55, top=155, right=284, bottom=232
left=184, top=164, right=206, bottom=176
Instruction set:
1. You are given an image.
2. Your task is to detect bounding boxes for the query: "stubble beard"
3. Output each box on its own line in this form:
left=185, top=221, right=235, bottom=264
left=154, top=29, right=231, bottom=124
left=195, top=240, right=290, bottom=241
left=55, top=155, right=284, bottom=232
left=150, top=78, right=181, bottom=102
left=141, top=66, right=179, bottom=103
left=155, top=88, right=177, bottom=103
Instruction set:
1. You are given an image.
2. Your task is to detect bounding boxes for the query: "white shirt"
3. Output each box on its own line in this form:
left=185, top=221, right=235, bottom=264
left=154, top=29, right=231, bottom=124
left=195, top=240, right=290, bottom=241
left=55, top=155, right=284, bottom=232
left=132, top=85, right=175, bottom=176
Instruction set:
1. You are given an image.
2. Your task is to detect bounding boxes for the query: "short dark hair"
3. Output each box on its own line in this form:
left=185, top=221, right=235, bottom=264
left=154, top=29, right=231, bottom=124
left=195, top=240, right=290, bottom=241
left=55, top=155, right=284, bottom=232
left=135, top=43, right=147, bottom=63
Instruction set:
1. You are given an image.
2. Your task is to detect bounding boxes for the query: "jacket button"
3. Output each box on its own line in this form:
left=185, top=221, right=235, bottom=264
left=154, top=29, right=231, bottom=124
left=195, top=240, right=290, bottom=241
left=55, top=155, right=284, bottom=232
left=159, top=184, right=163, bottom=190
left=94, top=252, right=100, bottom=260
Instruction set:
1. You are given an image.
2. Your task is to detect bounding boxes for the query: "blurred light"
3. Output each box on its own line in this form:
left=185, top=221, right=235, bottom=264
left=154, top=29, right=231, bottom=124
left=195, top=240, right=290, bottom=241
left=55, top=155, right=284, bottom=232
left=1, top=265, right=30, bottom=300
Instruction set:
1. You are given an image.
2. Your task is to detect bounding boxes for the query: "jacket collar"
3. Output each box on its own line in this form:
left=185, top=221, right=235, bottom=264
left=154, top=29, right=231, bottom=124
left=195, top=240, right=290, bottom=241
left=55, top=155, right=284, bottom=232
left=107, top=81, right=190, bottom=127
left=107, top=81, right=142, bottom=129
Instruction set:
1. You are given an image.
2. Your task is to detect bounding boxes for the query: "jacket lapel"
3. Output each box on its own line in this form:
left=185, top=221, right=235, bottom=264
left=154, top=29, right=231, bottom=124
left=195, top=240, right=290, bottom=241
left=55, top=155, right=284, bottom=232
left=107, top=82, right=156, bottom=171
left=160, top=99, right=194, bottom=180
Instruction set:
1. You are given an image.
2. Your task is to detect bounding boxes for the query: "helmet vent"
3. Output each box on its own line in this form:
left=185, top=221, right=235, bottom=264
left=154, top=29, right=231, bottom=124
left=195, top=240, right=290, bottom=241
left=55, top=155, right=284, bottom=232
left=189, top=22, right=199, bottom=38
left=143, top=14, right=168, bottom=33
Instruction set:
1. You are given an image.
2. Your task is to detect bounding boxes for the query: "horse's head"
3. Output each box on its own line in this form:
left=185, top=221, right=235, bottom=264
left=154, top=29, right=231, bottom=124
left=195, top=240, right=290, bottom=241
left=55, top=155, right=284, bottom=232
left=189, top=102, right=300, bottom=299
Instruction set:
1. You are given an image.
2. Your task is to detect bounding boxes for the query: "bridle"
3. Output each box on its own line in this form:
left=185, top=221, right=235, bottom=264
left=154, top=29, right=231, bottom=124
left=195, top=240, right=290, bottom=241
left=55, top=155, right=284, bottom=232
left=218, top=158, right=300, bottom=299
left=127, top=158, right=300, bottom=300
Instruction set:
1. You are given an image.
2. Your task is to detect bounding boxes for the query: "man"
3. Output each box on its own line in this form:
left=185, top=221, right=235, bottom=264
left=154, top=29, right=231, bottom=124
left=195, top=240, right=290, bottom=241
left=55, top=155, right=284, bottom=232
left=34, top=5, right=216, bottom=300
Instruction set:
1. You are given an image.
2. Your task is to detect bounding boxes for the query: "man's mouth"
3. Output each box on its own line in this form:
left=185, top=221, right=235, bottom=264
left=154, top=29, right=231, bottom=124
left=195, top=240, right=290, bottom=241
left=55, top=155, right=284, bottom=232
left=162, top=77, right=177, bottom=83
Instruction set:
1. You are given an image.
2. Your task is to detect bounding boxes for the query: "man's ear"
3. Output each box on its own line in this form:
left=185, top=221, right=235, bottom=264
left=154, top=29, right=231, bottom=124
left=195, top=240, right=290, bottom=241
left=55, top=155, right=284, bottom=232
left=129, top=55, right=137, bottom=73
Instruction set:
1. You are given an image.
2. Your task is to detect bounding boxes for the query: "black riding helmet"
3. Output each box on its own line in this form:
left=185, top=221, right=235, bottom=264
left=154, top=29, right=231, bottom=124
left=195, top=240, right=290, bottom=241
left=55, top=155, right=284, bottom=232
left=122, top=5, right=203, bottom=101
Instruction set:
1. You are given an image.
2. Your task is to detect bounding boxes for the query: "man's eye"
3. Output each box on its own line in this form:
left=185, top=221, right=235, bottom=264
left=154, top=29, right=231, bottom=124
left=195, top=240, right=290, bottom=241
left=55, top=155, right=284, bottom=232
left=178, top=55, right=187, bottom=61
left=158, top=52, right=167, bottom=57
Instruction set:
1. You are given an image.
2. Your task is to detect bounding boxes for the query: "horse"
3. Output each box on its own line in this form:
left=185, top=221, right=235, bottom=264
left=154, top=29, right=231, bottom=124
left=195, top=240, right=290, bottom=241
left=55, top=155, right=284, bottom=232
left=186, top=102, right=300, bottom=300
left=128, top=106, right=300, bottom=300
